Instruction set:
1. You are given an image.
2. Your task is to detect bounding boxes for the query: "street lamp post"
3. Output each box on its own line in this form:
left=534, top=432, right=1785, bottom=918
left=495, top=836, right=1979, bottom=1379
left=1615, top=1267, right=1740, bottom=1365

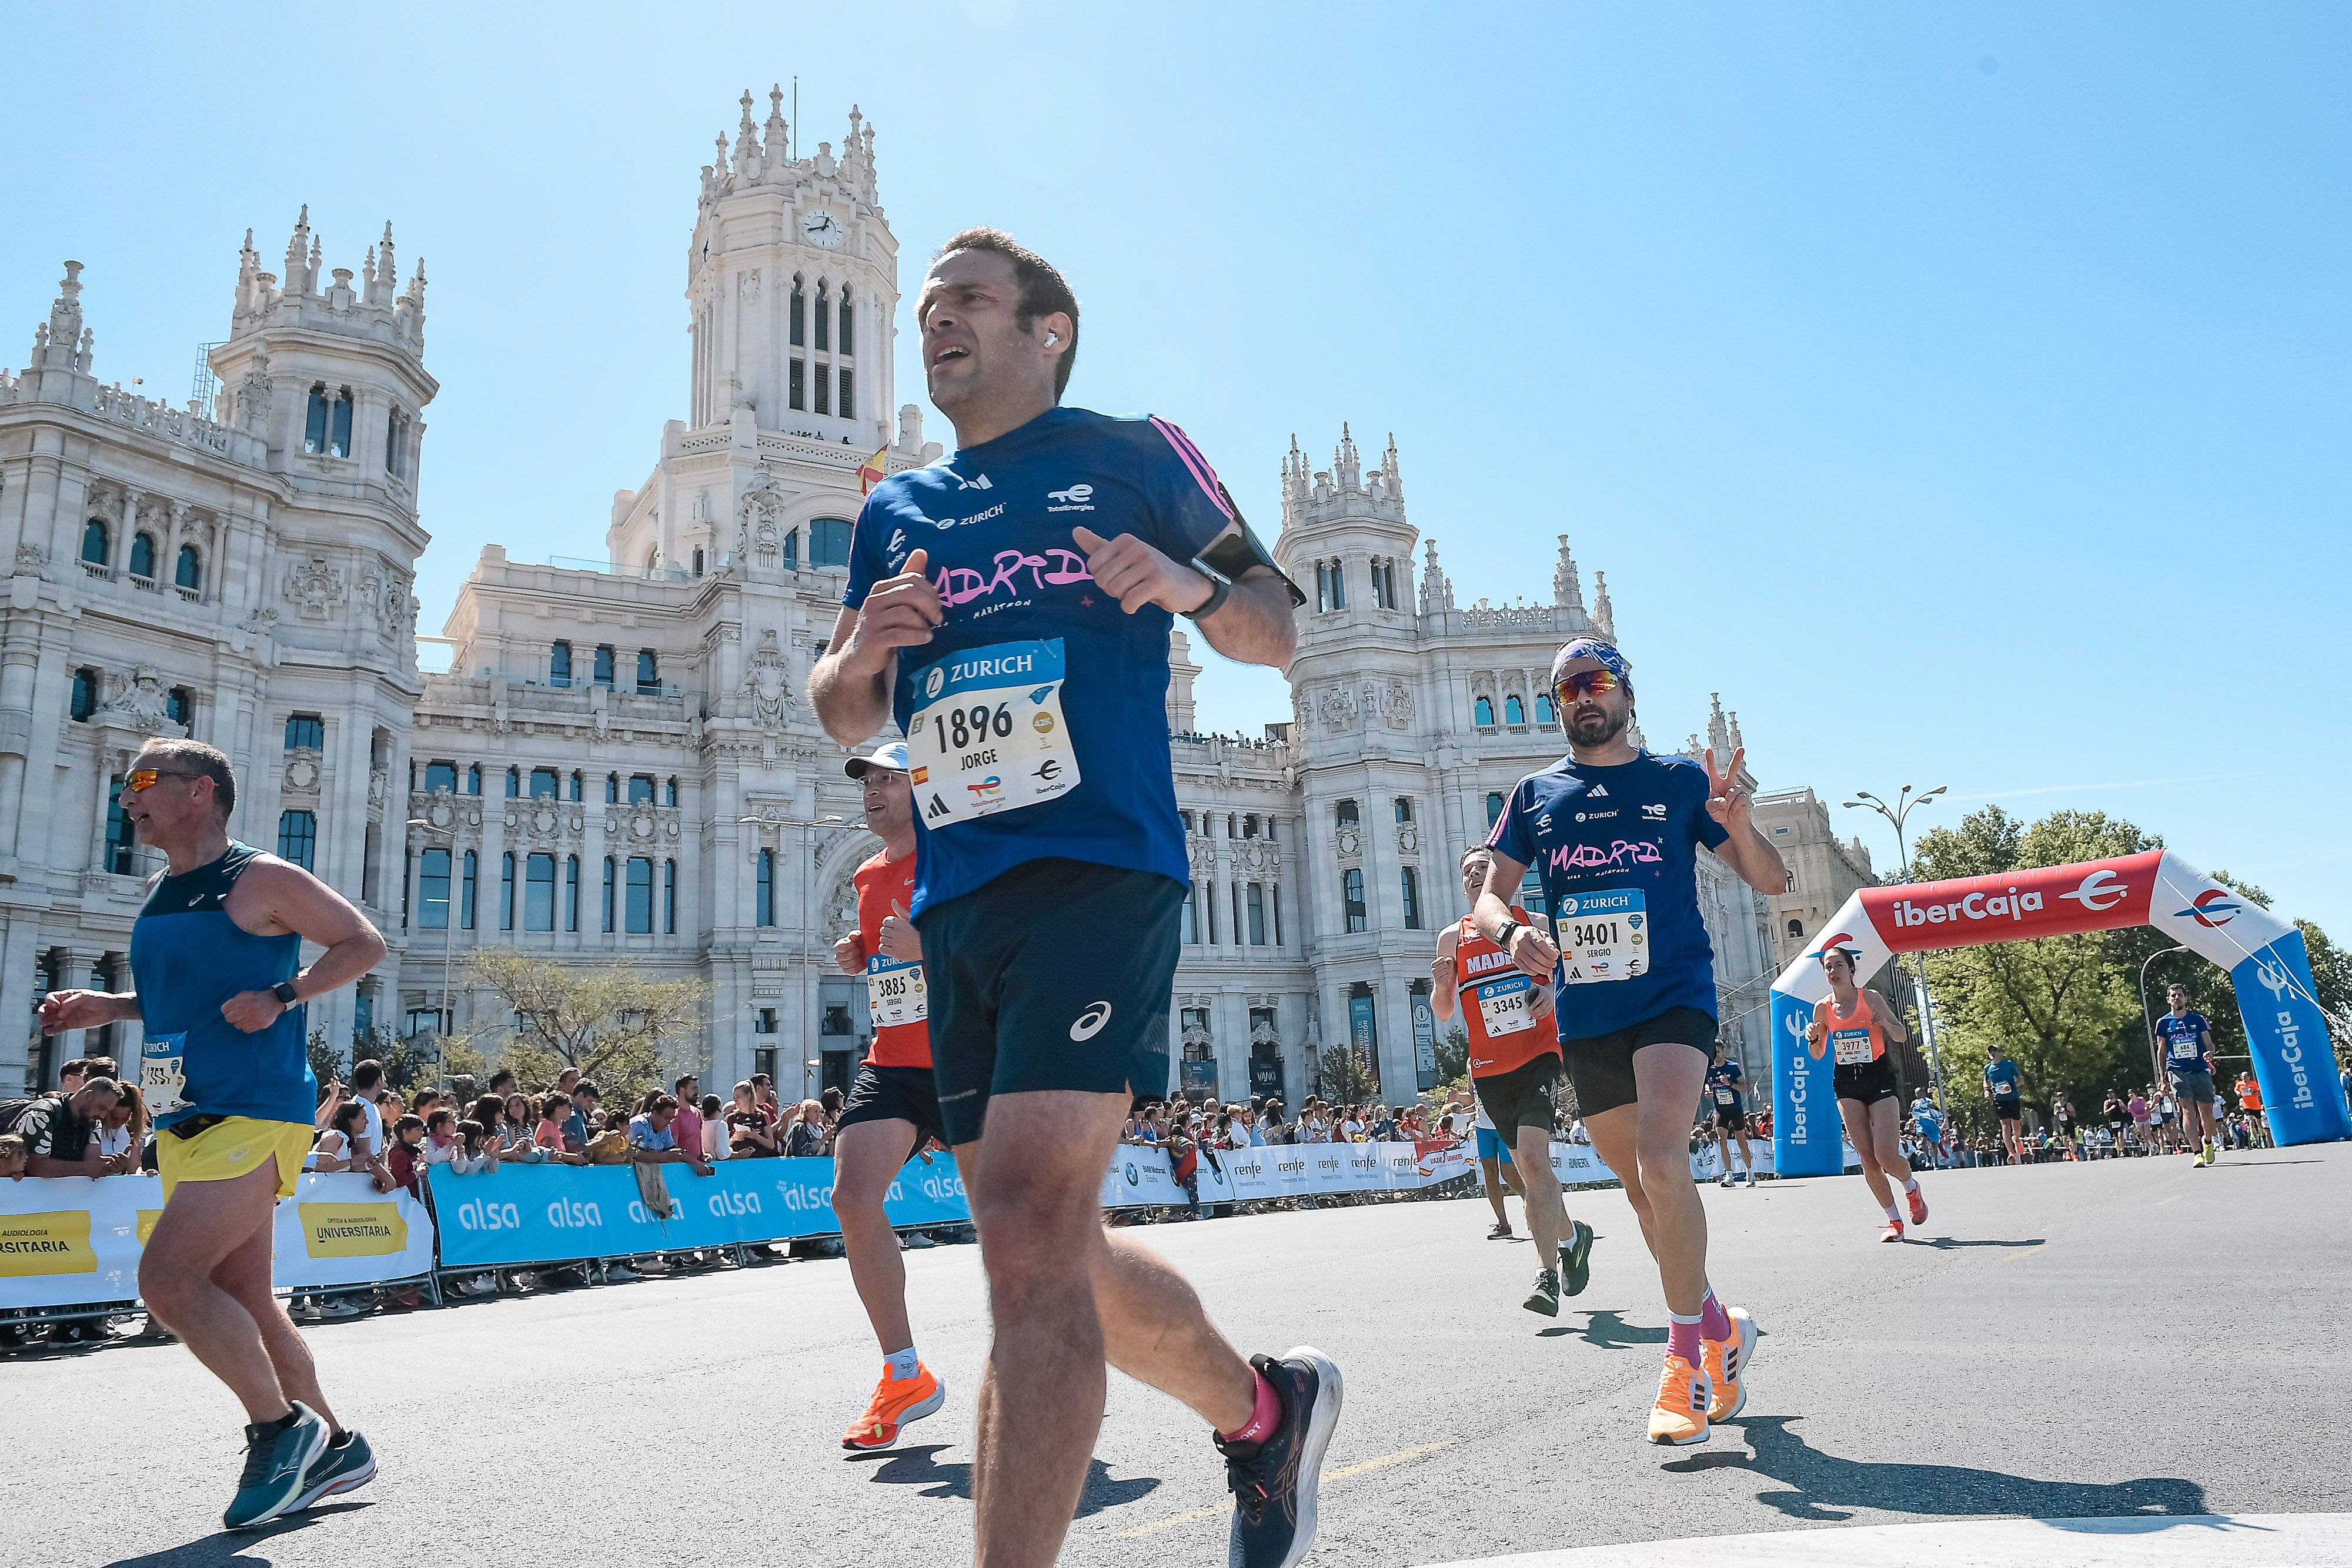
left=2139, top=943, right=2191, bottom=1092
left=405, top=818, right=457, bottom=1065
left=1843, top=785, right=1949, bottom=1114
left=741, top=812, right=844, bottom=1100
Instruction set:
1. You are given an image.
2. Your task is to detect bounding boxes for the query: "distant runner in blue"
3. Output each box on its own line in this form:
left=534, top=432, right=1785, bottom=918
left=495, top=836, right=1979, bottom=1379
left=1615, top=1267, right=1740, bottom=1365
left=1982, top=1044, right=2027, bottom=1164
left=810, top=228, right=1336, bottom=1568
left=1479, top=636, right=1788, bottom=1449
left=2154, top=983, right=2224, bottom=1167
left=1909, top=1092, right=1950, bottom=1167
left=1703, top=1048, right=1756, bottom=1189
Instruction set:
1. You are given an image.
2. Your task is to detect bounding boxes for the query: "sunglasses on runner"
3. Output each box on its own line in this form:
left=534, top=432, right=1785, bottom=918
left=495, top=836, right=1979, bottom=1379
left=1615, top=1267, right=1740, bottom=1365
left=1555, top=669, right=1621, bottom=702
left=125, top=768, right=197, bottom=792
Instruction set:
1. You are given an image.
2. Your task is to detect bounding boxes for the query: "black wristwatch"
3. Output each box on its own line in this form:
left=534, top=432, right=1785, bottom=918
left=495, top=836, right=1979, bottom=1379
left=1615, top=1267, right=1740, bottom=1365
left=1180, top=570, right=1231, bottom=622
left=271, top=979, right=300, bottom=1007
left=1496, top=920, right=1522, bottom=953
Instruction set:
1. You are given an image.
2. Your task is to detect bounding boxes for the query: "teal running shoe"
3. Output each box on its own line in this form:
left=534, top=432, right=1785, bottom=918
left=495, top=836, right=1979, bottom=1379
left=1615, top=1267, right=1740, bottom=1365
left=287, top=1429, right=376, bottom=1513
left=223, top=1402, right=326, bottom=1530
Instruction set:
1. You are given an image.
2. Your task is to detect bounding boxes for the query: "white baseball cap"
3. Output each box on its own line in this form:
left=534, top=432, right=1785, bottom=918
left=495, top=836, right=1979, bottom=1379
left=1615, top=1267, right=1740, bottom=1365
left=843, top=740, right=910, bottom=779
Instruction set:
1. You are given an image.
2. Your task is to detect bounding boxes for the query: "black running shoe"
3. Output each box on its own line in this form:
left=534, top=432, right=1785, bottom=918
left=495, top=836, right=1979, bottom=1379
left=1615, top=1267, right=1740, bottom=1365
left=1217, top=1347, right=1343, bottom=1568
left=1523, top=1266, right=1561, bottom=1316
left=1562, top=1219, right=1596, bottom=1297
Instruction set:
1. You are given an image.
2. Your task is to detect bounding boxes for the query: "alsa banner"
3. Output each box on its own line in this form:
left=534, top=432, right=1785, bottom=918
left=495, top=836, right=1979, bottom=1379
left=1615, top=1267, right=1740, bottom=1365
left=429, top=1155, right=970, bottom=1271
left=0, top=1172, right=435, bottom=1310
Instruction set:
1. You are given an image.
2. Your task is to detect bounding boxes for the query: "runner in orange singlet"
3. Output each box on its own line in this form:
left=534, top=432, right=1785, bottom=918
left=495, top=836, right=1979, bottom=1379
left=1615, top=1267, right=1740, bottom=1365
left=1806, top=946, right=1927, bottom=1242
left=829, top=741, right=950, bottom=1450
left=1432, top=847, right=1596, bottom=1316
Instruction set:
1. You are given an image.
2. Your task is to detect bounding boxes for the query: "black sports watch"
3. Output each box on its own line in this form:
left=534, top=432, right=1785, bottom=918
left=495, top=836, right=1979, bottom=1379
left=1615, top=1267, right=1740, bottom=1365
left=1180, top=569, right=1231, bottom=623
left=1496, top=920, right=1522, bottom=953
left=271, top=979, right=300, bottom=1007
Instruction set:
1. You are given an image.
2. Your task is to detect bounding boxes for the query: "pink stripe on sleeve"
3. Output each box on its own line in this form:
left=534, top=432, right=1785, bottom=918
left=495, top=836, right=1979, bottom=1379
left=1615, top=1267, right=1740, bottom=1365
left=1150, top=416, right=1235, bottom=521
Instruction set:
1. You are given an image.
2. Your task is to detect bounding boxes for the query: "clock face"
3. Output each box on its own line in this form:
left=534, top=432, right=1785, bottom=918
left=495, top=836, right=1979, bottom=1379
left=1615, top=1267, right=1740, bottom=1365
left=803, top=210, right=845, bottom=249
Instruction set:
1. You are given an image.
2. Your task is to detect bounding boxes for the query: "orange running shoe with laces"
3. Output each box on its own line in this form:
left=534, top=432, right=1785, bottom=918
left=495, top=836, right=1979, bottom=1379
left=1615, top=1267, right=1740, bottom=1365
left=1906, top=1185, right=1928, bottom=1226
left=1880, top=1219, right=1904, bottom=1243
left=1700, top=1305, right=1757, bottom=1422
left=841, top=1362, right=947, bottom=1452
left=1647, top=1354, right=1712, bottom=1446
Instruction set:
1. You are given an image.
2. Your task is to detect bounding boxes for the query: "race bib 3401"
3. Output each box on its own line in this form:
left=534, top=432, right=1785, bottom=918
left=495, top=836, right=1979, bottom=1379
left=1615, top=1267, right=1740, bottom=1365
left=1557, top=889, right=1646, bottom=985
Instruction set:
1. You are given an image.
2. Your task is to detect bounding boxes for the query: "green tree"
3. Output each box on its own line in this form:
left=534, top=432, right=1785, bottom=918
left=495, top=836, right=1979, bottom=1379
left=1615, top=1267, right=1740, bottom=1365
left=1432, top=1023, right=1469, bottom=1086
left=1912, top=807, right=2160, bottom=1111
left=348, top=1027, right=430, bottom=1092
left=306, top=1028, right=347, bottom=1094
left=463, top=950, right=710, bottom=1106
left=1314, top=1042, right=1376, bottom=1106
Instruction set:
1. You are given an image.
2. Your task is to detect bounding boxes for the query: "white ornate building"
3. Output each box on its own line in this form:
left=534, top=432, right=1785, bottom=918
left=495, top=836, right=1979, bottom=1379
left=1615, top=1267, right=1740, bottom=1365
left=0, top=89, right=1777, bottom=1103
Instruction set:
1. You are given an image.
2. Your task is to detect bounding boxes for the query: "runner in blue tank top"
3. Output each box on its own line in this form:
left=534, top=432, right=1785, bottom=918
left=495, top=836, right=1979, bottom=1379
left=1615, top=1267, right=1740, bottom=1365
left=39, top=739, right=386, bottom=1529
left=811, top=229, right=1337, bottom=1568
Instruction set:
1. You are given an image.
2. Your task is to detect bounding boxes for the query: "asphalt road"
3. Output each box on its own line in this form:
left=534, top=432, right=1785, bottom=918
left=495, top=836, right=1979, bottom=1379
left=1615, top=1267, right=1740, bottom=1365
left=10, top=1144, right=2349, bottom=1568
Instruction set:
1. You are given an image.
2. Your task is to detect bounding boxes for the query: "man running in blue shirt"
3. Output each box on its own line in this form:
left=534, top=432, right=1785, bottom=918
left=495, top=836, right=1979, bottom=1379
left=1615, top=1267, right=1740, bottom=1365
left=1703, top=1045, right=1756, bottom=1188
left=2154, top=984, right=2223, bottom=1167
left=1479, top=637, right=1788, bottom=1448
left=811, top=228, right=1338, bottom=1568
left=1909, top=1091, right=1949, bottom=1168
left=38, top=740, right=386, bottom=1528
left=1982, top=1044, right=2027, bottom=1163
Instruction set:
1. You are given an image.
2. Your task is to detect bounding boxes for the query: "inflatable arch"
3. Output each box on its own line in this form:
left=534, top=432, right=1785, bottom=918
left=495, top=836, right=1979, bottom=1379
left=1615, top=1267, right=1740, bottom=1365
left=1769, top=850, right=2349, bottom=1178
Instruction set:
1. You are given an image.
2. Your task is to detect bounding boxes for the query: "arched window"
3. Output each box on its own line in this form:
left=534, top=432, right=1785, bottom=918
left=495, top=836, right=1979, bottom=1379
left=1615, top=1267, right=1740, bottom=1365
left=839, top=287, right=854, bottom=356
left=1534, top=693, right=1555, bottom=725
left=1786, top=918, right=1803, bottom=940
left=166, top=687, right=192, bottom=727
left=81, top=520, right=109, bottom=566
left=1504, top=695, right=1525, bottom=726
left=790, top=277, right=805, bottom=347
left=1474, top=696, right=1495, bottom=727
left=756, top=849, right=775, bottom=927
left=691, top=547, right=704, bottom=577
left=125, top=533, right=154, bottom=579
left=276, top=810, right=317, bottom=871
left=814, top=282, right=830, bottom=351
left=810, top=518, right=852, bottom=569
left=305, top=383, right=353, bottom=457
left=175, top=544, right=201, bottom=591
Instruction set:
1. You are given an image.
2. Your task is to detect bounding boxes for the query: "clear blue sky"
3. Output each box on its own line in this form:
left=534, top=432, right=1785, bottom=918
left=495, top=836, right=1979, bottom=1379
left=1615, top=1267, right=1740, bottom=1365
left=8, top=3, right=2347, bottom=944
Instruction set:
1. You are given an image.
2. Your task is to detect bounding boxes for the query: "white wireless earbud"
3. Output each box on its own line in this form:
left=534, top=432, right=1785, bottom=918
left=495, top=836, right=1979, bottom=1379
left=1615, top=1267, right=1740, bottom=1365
left=1046, top=332, right=1058, bottom=344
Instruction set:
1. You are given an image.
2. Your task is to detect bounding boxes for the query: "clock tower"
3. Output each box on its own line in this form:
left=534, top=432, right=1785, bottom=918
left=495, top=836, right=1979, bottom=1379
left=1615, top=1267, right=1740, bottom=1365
left=684, top=86, right=897, bottom=445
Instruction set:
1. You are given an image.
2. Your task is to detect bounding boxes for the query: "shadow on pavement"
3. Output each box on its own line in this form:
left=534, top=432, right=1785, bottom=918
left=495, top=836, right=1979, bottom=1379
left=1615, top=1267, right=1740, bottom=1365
left=103, top=1502, right=371, bottom=1567
left=1906, top=1236, right=2046, bottom=1249
left=847, top=1446, right=1158, bottom=1517
left=1663, top=1415, right=2207, bottom=1523
left=1538, top=1309, right=1668, bottom=1349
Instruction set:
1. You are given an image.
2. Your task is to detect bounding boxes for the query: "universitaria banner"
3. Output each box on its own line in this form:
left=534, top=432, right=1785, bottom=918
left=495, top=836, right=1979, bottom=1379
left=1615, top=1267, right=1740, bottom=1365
left=1769, top=849, right=2352, bottom=1178
left=0, top=1172, right=436, bottom=1310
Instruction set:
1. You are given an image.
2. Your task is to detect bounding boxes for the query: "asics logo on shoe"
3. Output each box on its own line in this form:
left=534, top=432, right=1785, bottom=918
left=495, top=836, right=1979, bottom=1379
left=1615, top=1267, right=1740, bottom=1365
left=1070, top=1001, right=1113, bottom=1041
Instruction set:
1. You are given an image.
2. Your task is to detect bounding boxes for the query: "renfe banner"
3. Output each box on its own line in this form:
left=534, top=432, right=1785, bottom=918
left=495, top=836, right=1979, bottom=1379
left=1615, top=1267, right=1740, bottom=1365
left=0, top=1172, right=436, bottom=1310
left=1770, top=849, right=2352, bottom=1176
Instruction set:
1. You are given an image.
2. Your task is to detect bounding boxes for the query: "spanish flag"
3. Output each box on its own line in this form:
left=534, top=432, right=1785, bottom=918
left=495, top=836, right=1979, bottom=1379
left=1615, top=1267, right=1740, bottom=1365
left=857, top=444, right=890, bottom=496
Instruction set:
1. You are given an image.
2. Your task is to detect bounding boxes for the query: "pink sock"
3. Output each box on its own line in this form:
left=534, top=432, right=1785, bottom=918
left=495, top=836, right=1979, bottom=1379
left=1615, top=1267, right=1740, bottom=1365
left=1219, top=1370, right=1281, bottom=1445
left=1666, top=1312, right=1703, bottom=1365
left=1699, top=1289, right=1731, bottom=1342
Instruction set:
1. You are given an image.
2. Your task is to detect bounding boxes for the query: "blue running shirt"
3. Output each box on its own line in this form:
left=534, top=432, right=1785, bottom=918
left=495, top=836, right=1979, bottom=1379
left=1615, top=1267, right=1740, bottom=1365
left=1486, top=751, right=1730, bottom=1039
left=1912, top=1101, right=1944, bottom=1139
left=128, top=842, right=315, bottom=1128
left=1706, top=1058, right=1745, bottom=1114
left=2153, top=1011, right=2213, bottom=1074
left=846, top=407, right=1237, bottom=917
left=1983, top=1057, right=2022, bottom=1099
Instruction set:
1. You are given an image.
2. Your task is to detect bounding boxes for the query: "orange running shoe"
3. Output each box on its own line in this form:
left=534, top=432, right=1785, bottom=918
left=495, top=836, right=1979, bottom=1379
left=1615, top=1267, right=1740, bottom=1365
left=841, top=1362, right=947, bottom=1452
left=1647, top=1354, right=1712, bottom=1446
left=1700, top=1305, right=1758, bottom=1422
left=1880, top=1219, right=1904, bottom=1243
left=1906, top=1185, right=1929, bottom=1226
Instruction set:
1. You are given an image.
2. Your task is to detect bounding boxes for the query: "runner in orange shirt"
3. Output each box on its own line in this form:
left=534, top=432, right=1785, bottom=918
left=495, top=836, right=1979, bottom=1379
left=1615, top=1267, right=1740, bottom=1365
left=1432, top=847, right=1595, bottom=1316
left=829, top=741, right=949, bottom=1451
left=1808, top=947, right=1927, bottom=1242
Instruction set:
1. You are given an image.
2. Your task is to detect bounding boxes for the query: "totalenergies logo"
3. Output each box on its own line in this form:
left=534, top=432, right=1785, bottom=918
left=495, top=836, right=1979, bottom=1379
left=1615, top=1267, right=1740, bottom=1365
left=2177, top=889, right=2242, bottom=928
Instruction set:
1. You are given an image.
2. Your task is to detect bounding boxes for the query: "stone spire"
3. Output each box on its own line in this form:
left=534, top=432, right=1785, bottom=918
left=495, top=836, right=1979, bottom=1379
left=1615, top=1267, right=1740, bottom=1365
left=1382, top=431, right=1403, bottom=502
left=1553, top=534, right=1584, bottom=611
left=764, top=83, right=790, bottom=164
left=1334, top=422, right=1360, bottom=490
left=1591, top=570, right=1616, bottom=640
left=1281, top=434, right=1310, bottom=513
left=283, top=205, right=312, bottom=294
left=1728, top=708, right=1745, bottom=753
left=368, top=222, right=397, bottom=306
left=31, top=260, right=88, bottom=370
left=733, top=89, right=761, bottom=179
left=1706, top=693, right=1730, bottom=758
left=1419, top=539, right=1455, bottom=614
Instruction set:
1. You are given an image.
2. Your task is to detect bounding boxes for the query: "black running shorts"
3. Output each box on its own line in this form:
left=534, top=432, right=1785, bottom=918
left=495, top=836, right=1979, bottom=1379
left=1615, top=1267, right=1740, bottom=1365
left=1471, top=1052, right=1560, bottom=1145
left=1555, top=1005, right=1718, bottom=1119
left=1994, top=1096, right=2023, bottom=1122
left=915, top=858, right=1185, bottom=1146
left=1833, top=1056, right=1901, bottom=1108
left=836, top=1062, right=946, bottom=1160
left=1712, top=1106, right=1749, bottom=1132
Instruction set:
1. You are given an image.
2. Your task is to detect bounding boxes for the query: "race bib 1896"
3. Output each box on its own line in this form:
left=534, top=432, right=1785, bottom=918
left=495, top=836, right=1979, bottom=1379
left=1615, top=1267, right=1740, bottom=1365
left=907, top=640, right=1078, bottom=827
left=140, top=1031, right=190, bottom=1120
left=1557, top=889, right=1646, bottom=985
left=866, top=955, right=928, bottom=1030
